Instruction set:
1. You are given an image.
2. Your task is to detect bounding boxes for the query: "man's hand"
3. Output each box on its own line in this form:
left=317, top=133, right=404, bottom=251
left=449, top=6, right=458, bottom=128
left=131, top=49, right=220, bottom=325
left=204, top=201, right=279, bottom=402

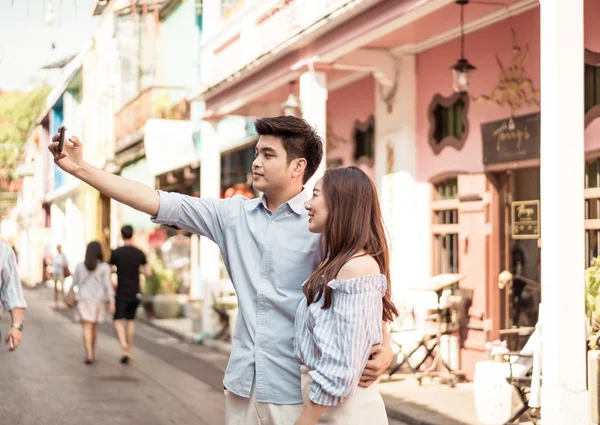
left=49, top=126, right=85, bottom=177
left=359, top=341, right=394, bottom=388
left=5, top=328, right=22, bottom=351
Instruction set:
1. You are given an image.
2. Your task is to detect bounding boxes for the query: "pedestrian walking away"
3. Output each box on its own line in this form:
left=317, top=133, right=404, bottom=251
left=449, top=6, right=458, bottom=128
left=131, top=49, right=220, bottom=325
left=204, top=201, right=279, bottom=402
left=49, top=118, right=395, bottom=425
left=52, top=244, right=69, bottom=310
left=110, top=224, right=150, bottom=364
left=0, top=240, right=27, bottom=352
left=294, top=167, right=398, bottom=425
left=67, top=241, right=115, bottom=364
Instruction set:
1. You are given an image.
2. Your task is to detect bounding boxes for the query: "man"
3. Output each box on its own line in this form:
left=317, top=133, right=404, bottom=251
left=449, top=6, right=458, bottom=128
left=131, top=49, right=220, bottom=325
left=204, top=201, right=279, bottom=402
left=49, top=117, right=393, bottom=424
left=52, top=244, right=68, bottom=310
left=0, top=241, right=26, bottom=351
left=110, top=225, right=149, bottom=364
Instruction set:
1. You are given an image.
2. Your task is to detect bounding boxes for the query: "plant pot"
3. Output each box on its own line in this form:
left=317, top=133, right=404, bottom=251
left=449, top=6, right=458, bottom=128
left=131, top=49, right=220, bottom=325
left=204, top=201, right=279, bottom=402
left=141, top=296, right=155, bottom=319
left=152, top=294, right=182, bottom=319
left=589, top=350, right=600, bottom=425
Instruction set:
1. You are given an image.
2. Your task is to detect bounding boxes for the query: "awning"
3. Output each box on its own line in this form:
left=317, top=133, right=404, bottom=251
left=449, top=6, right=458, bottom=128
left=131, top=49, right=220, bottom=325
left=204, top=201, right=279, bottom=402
left=143, top=119, right=197, bottom=176
left=43, top=180, right=80, bottom=204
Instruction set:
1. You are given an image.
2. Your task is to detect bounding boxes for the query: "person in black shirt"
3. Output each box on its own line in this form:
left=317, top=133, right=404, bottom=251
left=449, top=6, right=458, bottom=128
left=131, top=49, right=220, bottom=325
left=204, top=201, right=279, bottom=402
left=110, top=225, right=149, bottom=364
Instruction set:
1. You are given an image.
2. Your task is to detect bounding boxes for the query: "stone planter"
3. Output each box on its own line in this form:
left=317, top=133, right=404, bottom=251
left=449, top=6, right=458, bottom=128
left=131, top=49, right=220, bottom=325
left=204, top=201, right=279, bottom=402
left=589, top=350, right=600, bottom=425
left=152, top=294, right=182, bottom=319
left=141, top=295, right=155, bottom=319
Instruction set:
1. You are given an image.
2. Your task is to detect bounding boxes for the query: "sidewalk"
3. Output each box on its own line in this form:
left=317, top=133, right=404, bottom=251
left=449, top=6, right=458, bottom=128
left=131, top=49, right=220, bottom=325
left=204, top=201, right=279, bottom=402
left=138, top=316, right=531, bottom=425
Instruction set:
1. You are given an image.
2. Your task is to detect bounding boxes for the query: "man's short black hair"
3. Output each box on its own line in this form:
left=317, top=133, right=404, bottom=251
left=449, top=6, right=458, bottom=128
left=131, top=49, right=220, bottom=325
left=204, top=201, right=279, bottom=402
left=254, top=116, right=324, bottom=184
left=121, top=225, right=134, bottom=240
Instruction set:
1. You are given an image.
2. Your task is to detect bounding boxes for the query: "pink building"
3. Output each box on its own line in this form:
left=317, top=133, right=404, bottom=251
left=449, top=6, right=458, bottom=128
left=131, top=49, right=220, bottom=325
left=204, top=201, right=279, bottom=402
left=194, top=0, right=598, bottom=384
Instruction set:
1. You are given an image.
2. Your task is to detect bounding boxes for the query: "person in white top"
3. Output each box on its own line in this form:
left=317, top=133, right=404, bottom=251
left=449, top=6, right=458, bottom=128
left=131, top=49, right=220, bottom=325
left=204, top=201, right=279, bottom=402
left=70, top=241, right=115, bottom=364
left=52, top=245, right=68, bottom=310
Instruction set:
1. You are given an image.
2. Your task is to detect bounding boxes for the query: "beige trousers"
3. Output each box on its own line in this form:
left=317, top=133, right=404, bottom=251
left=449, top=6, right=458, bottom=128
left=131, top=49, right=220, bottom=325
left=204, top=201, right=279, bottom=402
left=300, top=366, right=389, bottom=425
left=225, top=382, right=303, bottom=425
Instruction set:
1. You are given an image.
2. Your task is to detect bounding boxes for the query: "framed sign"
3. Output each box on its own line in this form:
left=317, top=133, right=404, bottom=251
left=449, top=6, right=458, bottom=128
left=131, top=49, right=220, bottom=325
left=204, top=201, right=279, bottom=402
left=511, top=200, right=540, bottom=240
left=481, top=113, right=540, bottom=165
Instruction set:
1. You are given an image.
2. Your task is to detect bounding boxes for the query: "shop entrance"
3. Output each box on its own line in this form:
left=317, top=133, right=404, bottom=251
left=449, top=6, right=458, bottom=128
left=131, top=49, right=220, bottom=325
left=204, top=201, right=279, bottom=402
left=497, top=167, right=541, bottom=333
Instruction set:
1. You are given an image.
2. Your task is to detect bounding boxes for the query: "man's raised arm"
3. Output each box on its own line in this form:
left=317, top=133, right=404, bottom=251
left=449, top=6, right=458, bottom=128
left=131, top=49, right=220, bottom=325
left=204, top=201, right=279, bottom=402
left=49, top=127, right=159, bottom=216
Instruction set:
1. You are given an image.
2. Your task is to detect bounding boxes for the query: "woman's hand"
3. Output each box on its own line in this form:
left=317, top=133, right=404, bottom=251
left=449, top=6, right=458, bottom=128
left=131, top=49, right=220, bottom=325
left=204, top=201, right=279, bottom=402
left=109, top=301, right=116, bottom=316
left=294, top=401, right=326, bottom=425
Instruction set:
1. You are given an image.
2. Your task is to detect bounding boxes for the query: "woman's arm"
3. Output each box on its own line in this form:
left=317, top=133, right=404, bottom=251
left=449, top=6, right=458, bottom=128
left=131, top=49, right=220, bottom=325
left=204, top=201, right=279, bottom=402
left=294, top=401, right=326, bottom=425
left=103, top=265, right=116, bottom=315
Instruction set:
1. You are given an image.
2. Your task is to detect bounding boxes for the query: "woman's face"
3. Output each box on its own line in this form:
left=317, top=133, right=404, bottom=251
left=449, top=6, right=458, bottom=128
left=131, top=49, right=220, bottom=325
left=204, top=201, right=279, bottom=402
left=305, top=178, right=328, bottom=234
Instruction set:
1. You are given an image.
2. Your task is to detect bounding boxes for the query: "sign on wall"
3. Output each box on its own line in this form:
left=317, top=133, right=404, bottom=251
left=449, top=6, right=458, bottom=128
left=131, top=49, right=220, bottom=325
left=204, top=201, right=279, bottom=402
left=511, top=200, right=540, bottom=240
left=481, top=112, right=540, bottom=165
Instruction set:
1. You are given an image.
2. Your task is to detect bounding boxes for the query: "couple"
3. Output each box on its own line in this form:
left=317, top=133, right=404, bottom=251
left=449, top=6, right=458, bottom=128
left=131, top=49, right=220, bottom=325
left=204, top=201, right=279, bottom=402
left=50, top=116, right=397, bottom=425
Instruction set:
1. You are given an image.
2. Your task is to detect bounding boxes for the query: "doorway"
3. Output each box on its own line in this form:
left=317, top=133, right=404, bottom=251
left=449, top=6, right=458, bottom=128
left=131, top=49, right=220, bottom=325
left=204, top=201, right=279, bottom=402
left=498, top=167, right=542, bottom=331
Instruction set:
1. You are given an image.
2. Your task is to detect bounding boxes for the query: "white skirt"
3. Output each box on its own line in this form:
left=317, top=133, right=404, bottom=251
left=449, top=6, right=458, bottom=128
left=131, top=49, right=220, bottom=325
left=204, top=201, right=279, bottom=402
left=300, top=366, right=389, bottom=425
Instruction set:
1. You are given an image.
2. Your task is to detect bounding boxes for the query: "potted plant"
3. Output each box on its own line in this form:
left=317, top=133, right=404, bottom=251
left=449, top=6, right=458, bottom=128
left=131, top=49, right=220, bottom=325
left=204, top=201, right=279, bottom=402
left=585, top=259, right=600, bottom=425
left=150, top=258, right=183, bottom=319
left=141, top=263, right=162, bottom=318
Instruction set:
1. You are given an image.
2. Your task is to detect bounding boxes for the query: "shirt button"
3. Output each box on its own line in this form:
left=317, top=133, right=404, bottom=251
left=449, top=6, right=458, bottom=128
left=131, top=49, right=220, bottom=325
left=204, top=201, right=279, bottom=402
left=256, top=345, right=261, bottom=350
left=259, top=320, right=263, bottom=325
left=259, top=294, right=263, bottom=300
left=262, top=272, right=267, bottom=276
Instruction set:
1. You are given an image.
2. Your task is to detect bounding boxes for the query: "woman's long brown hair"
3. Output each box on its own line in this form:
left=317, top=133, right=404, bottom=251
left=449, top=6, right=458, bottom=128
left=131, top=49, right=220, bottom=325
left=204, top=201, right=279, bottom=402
left=303, top=166, right=398, bottom=322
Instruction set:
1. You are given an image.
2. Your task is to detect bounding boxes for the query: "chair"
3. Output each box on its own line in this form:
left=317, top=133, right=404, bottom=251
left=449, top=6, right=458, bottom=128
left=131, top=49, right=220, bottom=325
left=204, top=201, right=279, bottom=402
left=502, top=326, right=542, bottom=424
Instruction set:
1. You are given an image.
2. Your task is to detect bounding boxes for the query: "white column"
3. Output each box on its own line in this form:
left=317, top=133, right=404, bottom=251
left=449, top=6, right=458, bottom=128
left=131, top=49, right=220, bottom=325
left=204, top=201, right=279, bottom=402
left=540, top=0, right=588, bottom=423
left=300, top=71, right=327, bottom=194
left=375, top=55, right=430, bottom=300
left=200, top=118, right=222, bottom=334
left=190, top=234, right=201, bottom=299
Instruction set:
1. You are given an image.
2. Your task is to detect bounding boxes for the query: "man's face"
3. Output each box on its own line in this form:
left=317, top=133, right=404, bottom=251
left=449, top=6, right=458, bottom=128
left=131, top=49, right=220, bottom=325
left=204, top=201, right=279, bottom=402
left=252, top=136, right=296, bottom=195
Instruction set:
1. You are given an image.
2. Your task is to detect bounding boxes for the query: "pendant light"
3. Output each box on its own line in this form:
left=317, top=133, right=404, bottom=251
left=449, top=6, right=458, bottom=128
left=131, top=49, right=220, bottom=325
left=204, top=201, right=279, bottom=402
left=451, top=0, right=476, bottom=93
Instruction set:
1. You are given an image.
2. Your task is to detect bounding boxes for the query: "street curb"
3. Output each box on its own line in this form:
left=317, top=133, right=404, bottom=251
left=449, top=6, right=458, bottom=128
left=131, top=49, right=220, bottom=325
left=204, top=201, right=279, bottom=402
left=138, top=316, right=441, bottom=425
left=138, top=316, right=233, bottom=355
left=384, top=403, right=441, bottom=425
left=137, top=316, right=196, bottom=344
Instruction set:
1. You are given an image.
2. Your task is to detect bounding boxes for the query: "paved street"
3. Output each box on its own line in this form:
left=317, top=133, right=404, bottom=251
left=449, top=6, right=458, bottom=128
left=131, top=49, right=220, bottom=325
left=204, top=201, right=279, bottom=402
left=0, top=288, right=406, bottom=425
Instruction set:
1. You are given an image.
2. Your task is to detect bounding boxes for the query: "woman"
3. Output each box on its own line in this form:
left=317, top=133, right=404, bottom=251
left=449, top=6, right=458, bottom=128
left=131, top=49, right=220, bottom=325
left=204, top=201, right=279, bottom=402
left=71, top=241, right=115, bottom=364
left=52, top=244, right=68, bottom=310
left=294, top=166, right=398, bottom=425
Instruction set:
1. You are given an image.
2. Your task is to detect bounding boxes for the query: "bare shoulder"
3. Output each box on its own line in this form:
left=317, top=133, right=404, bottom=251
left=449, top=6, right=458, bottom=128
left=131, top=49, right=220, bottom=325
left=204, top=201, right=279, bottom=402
left=336, top=255, right=381, bottom=281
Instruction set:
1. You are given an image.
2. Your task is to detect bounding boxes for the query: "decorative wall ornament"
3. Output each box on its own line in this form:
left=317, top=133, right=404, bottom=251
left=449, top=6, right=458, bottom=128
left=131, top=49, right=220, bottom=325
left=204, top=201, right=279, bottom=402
left=325, top=124, right=349, bottom=152
left=386, top=142, right=395, bottom=175
left=473, top=28, right=540, bottom=128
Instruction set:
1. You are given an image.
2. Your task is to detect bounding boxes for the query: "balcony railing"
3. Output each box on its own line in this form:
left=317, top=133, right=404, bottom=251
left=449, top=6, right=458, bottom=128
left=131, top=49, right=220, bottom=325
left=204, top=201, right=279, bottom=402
left=205, top=0, right=364, bottom=87
left=114, top=86, right=189, bottom=147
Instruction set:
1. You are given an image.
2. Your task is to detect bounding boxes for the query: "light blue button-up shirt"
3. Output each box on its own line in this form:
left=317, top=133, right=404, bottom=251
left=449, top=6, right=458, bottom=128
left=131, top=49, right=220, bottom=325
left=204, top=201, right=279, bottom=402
left=151, top=190, right=321, bottom=404
left=0, top=241, right=27, bottom=313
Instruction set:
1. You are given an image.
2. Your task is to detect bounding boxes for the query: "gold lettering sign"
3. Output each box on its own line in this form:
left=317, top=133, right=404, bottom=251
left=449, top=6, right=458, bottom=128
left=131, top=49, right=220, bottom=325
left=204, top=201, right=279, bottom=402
left=511, top=200, right=540, bottom=240
left=492, top=122, right=531, bottom=153
left=481, top=113, right=540, bottom=165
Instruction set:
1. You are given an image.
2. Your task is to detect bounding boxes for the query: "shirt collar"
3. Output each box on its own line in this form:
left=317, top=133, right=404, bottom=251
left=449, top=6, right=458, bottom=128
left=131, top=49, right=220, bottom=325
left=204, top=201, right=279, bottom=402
left=286, top=189, right=307, bottom=215
left=244, top=189, right=307, bottom=215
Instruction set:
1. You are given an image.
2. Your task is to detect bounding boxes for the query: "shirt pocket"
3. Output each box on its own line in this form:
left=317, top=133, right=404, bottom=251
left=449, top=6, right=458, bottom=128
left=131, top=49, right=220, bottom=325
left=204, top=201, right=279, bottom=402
left=272, top=246, right=315, bottom=290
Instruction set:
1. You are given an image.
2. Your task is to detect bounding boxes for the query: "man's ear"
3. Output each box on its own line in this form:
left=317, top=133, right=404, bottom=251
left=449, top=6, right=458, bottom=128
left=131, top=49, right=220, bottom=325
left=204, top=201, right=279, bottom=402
left=292, top=158, right=307, bottom=178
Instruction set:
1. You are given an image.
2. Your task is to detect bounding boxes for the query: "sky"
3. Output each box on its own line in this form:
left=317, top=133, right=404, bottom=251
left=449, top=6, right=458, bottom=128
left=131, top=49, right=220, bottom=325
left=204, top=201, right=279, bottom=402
left=0, top=0, right=100, bottom=92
